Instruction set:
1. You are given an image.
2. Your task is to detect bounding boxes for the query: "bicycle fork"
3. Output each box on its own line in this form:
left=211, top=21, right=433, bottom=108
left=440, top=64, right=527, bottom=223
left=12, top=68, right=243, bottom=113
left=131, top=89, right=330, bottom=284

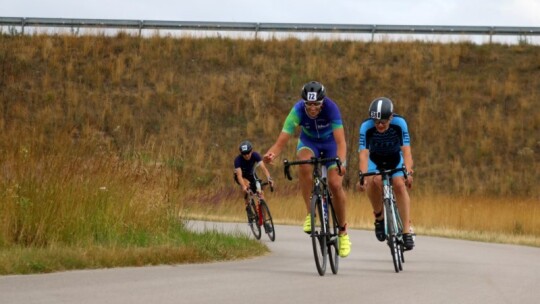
left=383, top=184, right=398, bottom=238
left=257, top=203, right=263, bottom=226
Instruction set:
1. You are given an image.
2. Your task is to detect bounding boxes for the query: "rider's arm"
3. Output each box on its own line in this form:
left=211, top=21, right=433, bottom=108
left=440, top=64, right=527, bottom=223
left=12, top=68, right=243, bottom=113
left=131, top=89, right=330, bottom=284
left=401, top=145, right=414, bottom=175
left=358, top=120, right=370, bottom=174
left=333, top=127, right=347, bottom=164
left=358, top=149, right=369, bottom=173
left=264, top=131, right=291, bottom=163
left=333, top=127, right=347, bottom=175
left=264, top=106, right=299, bottom=163
left=258, top=161, right=273, bottom=181
left=234, top=168, right=249, bottom=192
left=393, top=115, right=413, bottom=175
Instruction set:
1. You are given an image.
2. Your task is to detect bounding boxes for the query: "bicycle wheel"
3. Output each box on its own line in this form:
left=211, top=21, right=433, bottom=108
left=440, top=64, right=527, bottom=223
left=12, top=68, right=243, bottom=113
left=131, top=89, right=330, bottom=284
left=311, top=194, right=327, bottom=276
left=247, top=199, right=261, bottom=240
left=385, top=199, right=401, bottom=273
left=394, top=199, right=405, bottom=264
left=327, top=196, right=339, bottom=275
left=259, top=200, right=275, bottom=242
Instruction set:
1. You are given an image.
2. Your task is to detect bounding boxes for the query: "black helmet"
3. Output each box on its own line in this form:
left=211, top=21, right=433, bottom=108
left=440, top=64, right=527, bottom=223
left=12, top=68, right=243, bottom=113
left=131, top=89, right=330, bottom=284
left=368, top=97, right=394, bottom=120
left=301, top=81, right=326, bottom=102
left=239, top=140, right=253, bottom=155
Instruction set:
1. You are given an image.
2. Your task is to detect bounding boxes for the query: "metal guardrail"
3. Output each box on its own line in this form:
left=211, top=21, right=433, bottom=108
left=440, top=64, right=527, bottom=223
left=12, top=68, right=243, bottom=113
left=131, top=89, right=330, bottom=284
left=1, top=17, right=539, bottom=41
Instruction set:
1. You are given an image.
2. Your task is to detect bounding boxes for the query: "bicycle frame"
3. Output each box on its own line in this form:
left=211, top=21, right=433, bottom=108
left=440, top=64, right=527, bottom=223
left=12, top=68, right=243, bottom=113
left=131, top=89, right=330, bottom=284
left=245, top=179, right=275, bottom=241
left=284, top=155, right=342, bottom=276
left=359, top=166, right=408, bottom=273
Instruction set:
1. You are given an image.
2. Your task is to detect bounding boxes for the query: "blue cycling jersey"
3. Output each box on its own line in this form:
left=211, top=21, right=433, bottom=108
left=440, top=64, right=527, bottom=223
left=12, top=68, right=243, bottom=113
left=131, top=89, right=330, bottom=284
left=358, top=114, right=410, bottom=170
left=282, top=98, right=344, bottom=143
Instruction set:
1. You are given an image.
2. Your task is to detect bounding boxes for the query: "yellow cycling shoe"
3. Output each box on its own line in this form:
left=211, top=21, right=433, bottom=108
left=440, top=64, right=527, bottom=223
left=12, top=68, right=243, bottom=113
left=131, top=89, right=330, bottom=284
left=338, top=234, right=351, bottom=257
left=303, top=214, right=311, bottom=234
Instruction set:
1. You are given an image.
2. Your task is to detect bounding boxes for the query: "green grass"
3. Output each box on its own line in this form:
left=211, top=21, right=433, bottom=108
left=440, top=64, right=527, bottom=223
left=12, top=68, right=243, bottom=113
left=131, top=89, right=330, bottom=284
left=0, top=227, right=268, bottom=275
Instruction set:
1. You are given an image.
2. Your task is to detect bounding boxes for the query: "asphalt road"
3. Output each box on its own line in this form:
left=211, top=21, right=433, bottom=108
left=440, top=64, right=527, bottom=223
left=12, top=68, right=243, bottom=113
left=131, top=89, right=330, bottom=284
left=1, top=220, right=539, bottom=304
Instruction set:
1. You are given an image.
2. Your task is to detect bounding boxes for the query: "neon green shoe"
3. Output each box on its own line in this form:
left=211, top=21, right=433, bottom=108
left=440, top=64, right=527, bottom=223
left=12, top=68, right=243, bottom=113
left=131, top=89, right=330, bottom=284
left=303, top=214, right=311, bottom=234
left=338, top=234, right=351, bottom=257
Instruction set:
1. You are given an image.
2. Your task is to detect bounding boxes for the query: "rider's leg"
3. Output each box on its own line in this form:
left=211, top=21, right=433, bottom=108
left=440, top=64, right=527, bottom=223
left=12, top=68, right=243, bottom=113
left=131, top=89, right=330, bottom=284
left=328, top=167, right=351, bottom=257
left=297, top=148, right=314, bottom=212
left=367, top=175, right=386, bottom=242
left=392, top=176, right=411, bottom=233
left=242, top=178, right=252, bottom=205
left=327, top=168, right=347, bottom=234
left=367, top=175, right=384, bottom=219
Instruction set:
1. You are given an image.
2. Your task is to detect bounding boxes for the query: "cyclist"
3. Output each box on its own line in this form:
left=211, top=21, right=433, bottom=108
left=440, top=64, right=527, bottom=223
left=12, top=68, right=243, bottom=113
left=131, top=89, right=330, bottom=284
left=357, top=97, right=415, bottom=250
left=263, top=81, right=351, bottom=258
left=234, top=140, right=274, bottom=206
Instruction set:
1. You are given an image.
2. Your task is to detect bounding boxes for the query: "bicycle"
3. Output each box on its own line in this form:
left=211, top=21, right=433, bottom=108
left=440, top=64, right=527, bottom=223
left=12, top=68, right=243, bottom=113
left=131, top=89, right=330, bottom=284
left=359, top=166, right=410, bottom=273
left=244, top=178, right=276, bottom=242
left=283, top=155, right=342, bottom=276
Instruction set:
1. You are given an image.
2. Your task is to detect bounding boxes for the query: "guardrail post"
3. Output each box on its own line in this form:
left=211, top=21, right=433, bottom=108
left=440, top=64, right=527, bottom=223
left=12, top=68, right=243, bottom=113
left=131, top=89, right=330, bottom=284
left=371, top=25, right=376, bottom=42
left=255, top=22, right=260, bottom=40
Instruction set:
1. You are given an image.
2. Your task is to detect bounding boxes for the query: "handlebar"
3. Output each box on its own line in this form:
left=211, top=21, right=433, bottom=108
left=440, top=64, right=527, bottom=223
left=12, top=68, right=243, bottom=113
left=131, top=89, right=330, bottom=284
left=283, top=157, right=342, bottom=181
left=260, top=180, right=274, bottom=192
left=358, top=166, right=408, bottom=185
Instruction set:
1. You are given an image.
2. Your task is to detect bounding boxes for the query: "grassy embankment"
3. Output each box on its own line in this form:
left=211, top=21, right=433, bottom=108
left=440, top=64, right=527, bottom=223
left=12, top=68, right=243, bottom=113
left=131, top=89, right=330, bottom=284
left=0, top=32, right=538, bottom=274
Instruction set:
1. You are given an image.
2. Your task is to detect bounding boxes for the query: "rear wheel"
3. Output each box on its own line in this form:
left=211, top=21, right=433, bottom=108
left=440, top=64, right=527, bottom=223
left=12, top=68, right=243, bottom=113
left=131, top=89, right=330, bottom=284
left=311, top=194, right=327, bottom=276
left=247, top=199, right=261, bottom=240
left=327, top=196, right=339, bottom=275
left=259, top=200, right=275, bottom=241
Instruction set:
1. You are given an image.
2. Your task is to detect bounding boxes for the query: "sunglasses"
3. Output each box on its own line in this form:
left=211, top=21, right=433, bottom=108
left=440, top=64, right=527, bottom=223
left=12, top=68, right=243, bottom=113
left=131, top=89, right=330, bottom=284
left=374, top=119, right=389, bottom=125
left=304, top=101, right=323, bottom=107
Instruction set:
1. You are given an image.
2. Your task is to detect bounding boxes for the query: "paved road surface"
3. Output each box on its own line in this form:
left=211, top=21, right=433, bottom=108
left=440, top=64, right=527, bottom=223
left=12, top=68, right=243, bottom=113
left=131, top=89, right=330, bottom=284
left=1, top=221, right=539, bottom=304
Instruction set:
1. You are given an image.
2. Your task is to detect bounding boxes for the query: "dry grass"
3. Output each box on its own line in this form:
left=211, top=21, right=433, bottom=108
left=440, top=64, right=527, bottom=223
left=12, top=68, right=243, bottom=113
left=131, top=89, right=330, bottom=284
left=0, top=32, right=539, bottom=273
left=183, top=189, right=540, bottom=247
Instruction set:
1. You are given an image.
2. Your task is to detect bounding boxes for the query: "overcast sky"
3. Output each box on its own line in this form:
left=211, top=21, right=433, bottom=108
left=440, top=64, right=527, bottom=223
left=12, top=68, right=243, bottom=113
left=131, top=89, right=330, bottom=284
left=2, top=0, right=539, bottom=27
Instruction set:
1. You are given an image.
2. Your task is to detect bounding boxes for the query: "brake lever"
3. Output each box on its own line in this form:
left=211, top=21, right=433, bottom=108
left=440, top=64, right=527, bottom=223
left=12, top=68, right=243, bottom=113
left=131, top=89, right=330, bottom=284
left=283, top=159, right=292, bottom=181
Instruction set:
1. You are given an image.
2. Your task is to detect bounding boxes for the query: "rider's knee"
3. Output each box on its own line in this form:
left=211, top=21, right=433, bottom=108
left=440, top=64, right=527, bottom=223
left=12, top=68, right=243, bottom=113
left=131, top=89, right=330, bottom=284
left=392, top=179, right=408, bottom=193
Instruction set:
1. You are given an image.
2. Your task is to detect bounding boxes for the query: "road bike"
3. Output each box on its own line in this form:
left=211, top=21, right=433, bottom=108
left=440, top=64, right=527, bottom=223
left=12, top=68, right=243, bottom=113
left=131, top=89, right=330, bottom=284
left=284, top=155, right=342, bottom=276
left=244, top=178, right=276, bottom=242
left=359, top=167, right=409, bottom=273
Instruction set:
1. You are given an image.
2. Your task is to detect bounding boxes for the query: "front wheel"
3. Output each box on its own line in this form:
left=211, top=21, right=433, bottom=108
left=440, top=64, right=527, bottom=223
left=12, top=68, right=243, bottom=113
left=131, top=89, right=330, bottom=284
left=388, top=235, right=402, bottom=273
left=327, top=196, right=339, bottom=275
left=311, top=194, right=327, bottom=276
left=385, top=199, right=401, bottom=273
left=259, top=200, right=275, bottom=242
left=247, top=199, right=261, bottom=240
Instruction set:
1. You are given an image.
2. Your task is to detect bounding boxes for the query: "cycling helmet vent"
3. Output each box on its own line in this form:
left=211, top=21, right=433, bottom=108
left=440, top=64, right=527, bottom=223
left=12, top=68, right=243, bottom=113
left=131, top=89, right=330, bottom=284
left=301, top=81, right=326, bottom=102
left=368, top=97, right=394, bottom=120
left=239, top=140, right=253, bottom=154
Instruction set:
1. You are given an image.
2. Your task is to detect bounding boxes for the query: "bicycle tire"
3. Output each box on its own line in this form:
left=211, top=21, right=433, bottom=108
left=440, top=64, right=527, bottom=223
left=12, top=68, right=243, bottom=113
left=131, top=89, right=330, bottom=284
left=259, top=200, right=275, bottom=242
left=394, top=199, right=405, bottom=264
left=311, top=194, right=327, bottom=276
left=247, top=199, right=261, bottom=240
left=385, top=199, right=401, bottom=273
left=327, top=195, right=339, bottom=275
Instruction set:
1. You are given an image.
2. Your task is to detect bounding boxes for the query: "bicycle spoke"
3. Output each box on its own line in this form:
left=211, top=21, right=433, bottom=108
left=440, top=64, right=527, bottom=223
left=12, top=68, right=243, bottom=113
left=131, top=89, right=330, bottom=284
left=311, top=195, right=327, bottom=276
left=260, top=200, right=275, bottom=242
left=327, top=196, right=339, bottom=275
left=247, top=200, right=261, bottom=240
